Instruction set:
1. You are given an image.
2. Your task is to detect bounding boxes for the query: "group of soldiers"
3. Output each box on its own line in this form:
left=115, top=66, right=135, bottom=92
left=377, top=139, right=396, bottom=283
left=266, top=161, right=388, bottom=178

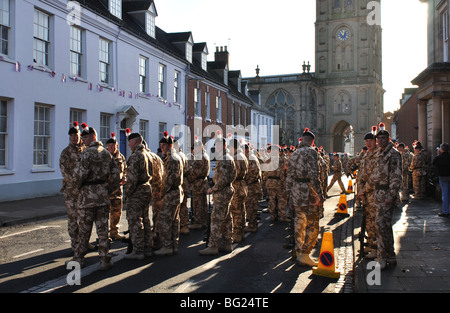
left=347, top=123, right=434, bottom=269
left=60, top=118, right=423, bottom=271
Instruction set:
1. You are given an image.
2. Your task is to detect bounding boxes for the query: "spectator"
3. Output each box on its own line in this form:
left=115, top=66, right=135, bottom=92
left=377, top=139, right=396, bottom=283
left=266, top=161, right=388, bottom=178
left=433, top=143, right=450, bottom=217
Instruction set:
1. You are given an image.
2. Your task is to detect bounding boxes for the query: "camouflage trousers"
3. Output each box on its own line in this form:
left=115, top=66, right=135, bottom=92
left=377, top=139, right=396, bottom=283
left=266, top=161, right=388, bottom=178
left=245, top=183, right=262, bottom=228
left=400, top=172, right=410, bottom=201
left=179, top=188, right=189, bottom=228
left=327, top=174, right=346, bottom=193
left=109, top=198, right=123, bottom=236
left=267, top=188, right=287, bottom=221
left=374, top=190, right=396, bottom=261
left=192, top=189, right=208, bottom=226
left=208, top=186, right=234, bottom=248
left=412, top=172, right=427, bottom=199
left=363, top=191, right=377, bottom=248
left=74, top=205, right=110, bottom=260
left=64, top=193, right=79, bottom=252
left=151, top=195, right=162, bottom=248
left=126, top=192, right=153, bottom=254
left=230, top=181, right=247, bottom=238
left=293, top=205, right=321, bottom=254
left=159, top=188, right=183, bottom=249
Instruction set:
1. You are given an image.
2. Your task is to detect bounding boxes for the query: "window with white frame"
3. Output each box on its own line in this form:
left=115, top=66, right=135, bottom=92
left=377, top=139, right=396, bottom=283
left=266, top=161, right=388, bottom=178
left=159, top=122, right=166, bottom=140
left=146, top=11, right=155, bottom=38
left=158, top=63, right=166, bottom=98
left=140, top=120, right=148, bottom=143
left=186, top=43, right=192, bottom=63
left=33, top=9, right=50, bottom=66
left=231, top=103, right=235, bottom=126
left=216, top=95, right=222, bottom=122
left=99, top=38, right=111, bottom=84
left=205, top=91, right=210, bottom=120
left=109, top=0, right=122, bottom=19
left=34, top=104, right=52, bottom=166
left=69, top=109, right=83, bottom=128
left=139, top=55, right=148, bottom=93
left=70, top=26, right=83, bottom=77
left=194, top=88, right=201, bottom=117
left=174, top=70, right=180, bottom=103
left=0, top=100, right=7, bottom=167
left=100, top=113, right=111, bottom=145
left=0, top=0, right=10, bottom=56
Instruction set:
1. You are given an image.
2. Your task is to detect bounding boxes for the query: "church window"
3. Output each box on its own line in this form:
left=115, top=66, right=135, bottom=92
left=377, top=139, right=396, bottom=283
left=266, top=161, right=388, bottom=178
left=266, top=90, right=296, bottom=145
left=333, top=0, right=341, bottom=9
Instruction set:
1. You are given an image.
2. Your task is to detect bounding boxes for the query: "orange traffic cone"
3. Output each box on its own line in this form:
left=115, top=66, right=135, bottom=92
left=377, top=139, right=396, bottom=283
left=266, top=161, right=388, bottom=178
left=347, top=179, right=354, bottom=193
left=335, top=194, right=349, bottom=217
left=312, top=232, right=341, bottom=279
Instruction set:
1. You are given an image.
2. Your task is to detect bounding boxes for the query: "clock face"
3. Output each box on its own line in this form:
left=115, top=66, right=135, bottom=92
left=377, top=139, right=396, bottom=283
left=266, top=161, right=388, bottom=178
left=337, top=28, right=350, bottom=41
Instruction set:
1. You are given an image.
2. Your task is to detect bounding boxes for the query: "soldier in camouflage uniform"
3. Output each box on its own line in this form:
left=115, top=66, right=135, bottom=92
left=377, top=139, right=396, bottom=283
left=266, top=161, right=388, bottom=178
left=123, top=132, right=153, bottom=260
left=143, top=140, right=164, bottom=250
left=106, top=133, right=127, bottom=240
left=357, top=131, right=378, bottom=256
left=173, top=140, right=190, bottom=235
left=347, top=147, right=367, bottom=209
left=59, top=121, right=85, bottom=255
left=410, top=142, right=430, bottom=199
left=265, top=145, right=289, bottom=222
left=327, top=153, right=347, bottom=194
left=154, top=132, right=184, bottom=256
left=244, top=144, right=262, bottom=233
left=372, top=126, right=402, bottom=269
left=199, top=135, right=236, bottom=255
left=397, top=143, right=411, bottom=203
left=229, top=138, right=248, bottom=242
left=72, top=124, right=120, bottom=270
left=286, top=128, right=323, bottom=267
left=188, top=137, right=210, bottom=230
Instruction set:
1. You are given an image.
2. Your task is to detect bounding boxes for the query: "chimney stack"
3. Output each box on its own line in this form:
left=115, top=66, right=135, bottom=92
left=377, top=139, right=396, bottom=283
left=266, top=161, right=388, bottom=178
left=215, top=45, right=229, bottom=67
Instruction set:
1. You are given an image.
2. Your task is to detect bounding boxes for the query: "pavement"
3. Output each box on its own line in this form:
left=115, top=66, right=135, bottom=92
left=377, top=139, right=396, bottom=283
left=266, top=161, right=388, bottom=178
left=1, top=186, right=450, bottom=293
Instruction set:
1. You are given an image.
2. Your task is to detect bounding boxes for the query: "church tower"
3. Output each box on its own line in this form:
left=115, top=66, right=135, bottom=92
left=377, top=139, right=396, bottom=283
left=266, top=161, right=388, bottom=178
left=315, top=0, right=383, bottom=153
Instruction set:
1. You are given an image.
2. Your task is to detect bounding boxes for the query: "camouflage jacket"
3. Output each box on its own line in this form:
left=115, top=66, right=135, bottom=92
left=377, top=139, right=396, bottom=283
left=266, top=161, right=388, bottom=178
left=188, top=149, right=210, bottom=191
left=358, top=148, right=378, bottom=195
left=147, top=149, right=164, bottom=195
left=109, top=151, right=127, bottom=199
left=161, top=148, right=183, bottom=197
left=264, top=153, right=286, bottom=189
left=73, top=141, right=120, bottom=209
left=330, top=159, right=343, bottom=176
left=245, top=151, right=262, bottom=186
left=286, top=142, right=322, bottom=205
left=124, top=144, right=152, bottom=199
left=59, top=141, right=85, bottom=195
left=372, top=142, right=402, bottom=201
left=233, top=149, right=248, bottom=183
left=410, top=149, right=430, bottom=176
left=400, top=150, right=411, bottom=174
left=211, top=152, right=236, bottom=193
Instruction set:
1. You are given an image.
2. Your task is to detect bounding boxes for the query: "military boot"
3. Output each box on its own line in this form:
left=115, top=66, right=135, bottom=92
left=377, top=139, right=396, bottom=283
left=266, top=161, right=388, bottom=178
left=124, top=250, right=145, bottom=260
left=198, top=246, right=219, bottom=255
left=100, top=256, right=113, bottom=270
left=218, top=242, right=233, bottom=253
left=296, top=253, right=318, bottom=267
left=153, top=246, right=174, bottom=256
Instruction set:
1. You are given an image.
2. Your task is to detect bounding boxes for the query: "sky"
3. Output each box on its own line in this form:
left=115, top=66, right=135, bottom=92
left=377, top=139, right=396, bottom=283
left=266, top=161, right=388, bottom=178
left=154, top=0, right=429, bottom=113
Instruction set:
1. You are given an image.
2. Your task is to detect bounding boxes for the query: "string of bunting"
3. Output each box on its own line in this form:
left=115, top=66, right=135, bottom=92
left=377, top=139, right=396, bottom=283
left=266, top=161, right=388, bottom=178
left=1, top=58, right=183, bottom=114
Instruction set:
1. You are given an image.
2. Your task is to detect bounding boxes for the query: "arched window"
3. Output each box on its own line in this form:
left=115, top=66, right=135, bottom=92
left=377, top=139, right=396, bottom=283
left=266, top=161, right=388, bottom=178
left=266, top=90, right=296, bottom=145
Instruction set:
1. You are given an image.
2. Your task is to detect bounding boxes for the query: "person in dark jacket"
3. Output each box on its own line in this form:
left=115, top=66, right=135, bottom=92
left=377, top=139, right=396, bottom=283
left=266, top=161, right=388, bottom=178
left=433, top=143, right=450, bottom=217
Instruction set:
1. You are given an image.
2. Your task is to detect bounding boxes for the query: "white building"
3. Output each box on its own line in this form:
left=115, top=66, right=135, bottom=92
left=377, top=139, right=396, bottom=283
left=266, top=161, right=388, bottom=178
left=0, top=0, right=190, bottom=201
left=247, top=89, right=275, bottom=149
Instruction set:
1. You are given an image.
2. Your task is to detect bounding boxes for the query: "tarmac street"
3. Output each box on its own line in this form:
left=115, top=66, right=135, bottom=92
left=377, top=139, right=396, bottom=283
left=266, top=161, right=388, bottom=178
left=1, top=175, right=450, bottom=294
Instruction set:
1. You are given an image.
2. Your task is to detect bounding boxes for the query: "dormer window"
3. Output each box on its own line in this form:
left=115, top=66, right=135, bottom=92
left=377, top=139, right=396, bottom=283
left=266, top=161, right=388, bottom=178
left=201, top=54, right=207, bottom=71
left=146, top=12, right=155, bottom=38
left=109, top=0, right=121, bottom=19
left=186, top=43, right=192, bottom=63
